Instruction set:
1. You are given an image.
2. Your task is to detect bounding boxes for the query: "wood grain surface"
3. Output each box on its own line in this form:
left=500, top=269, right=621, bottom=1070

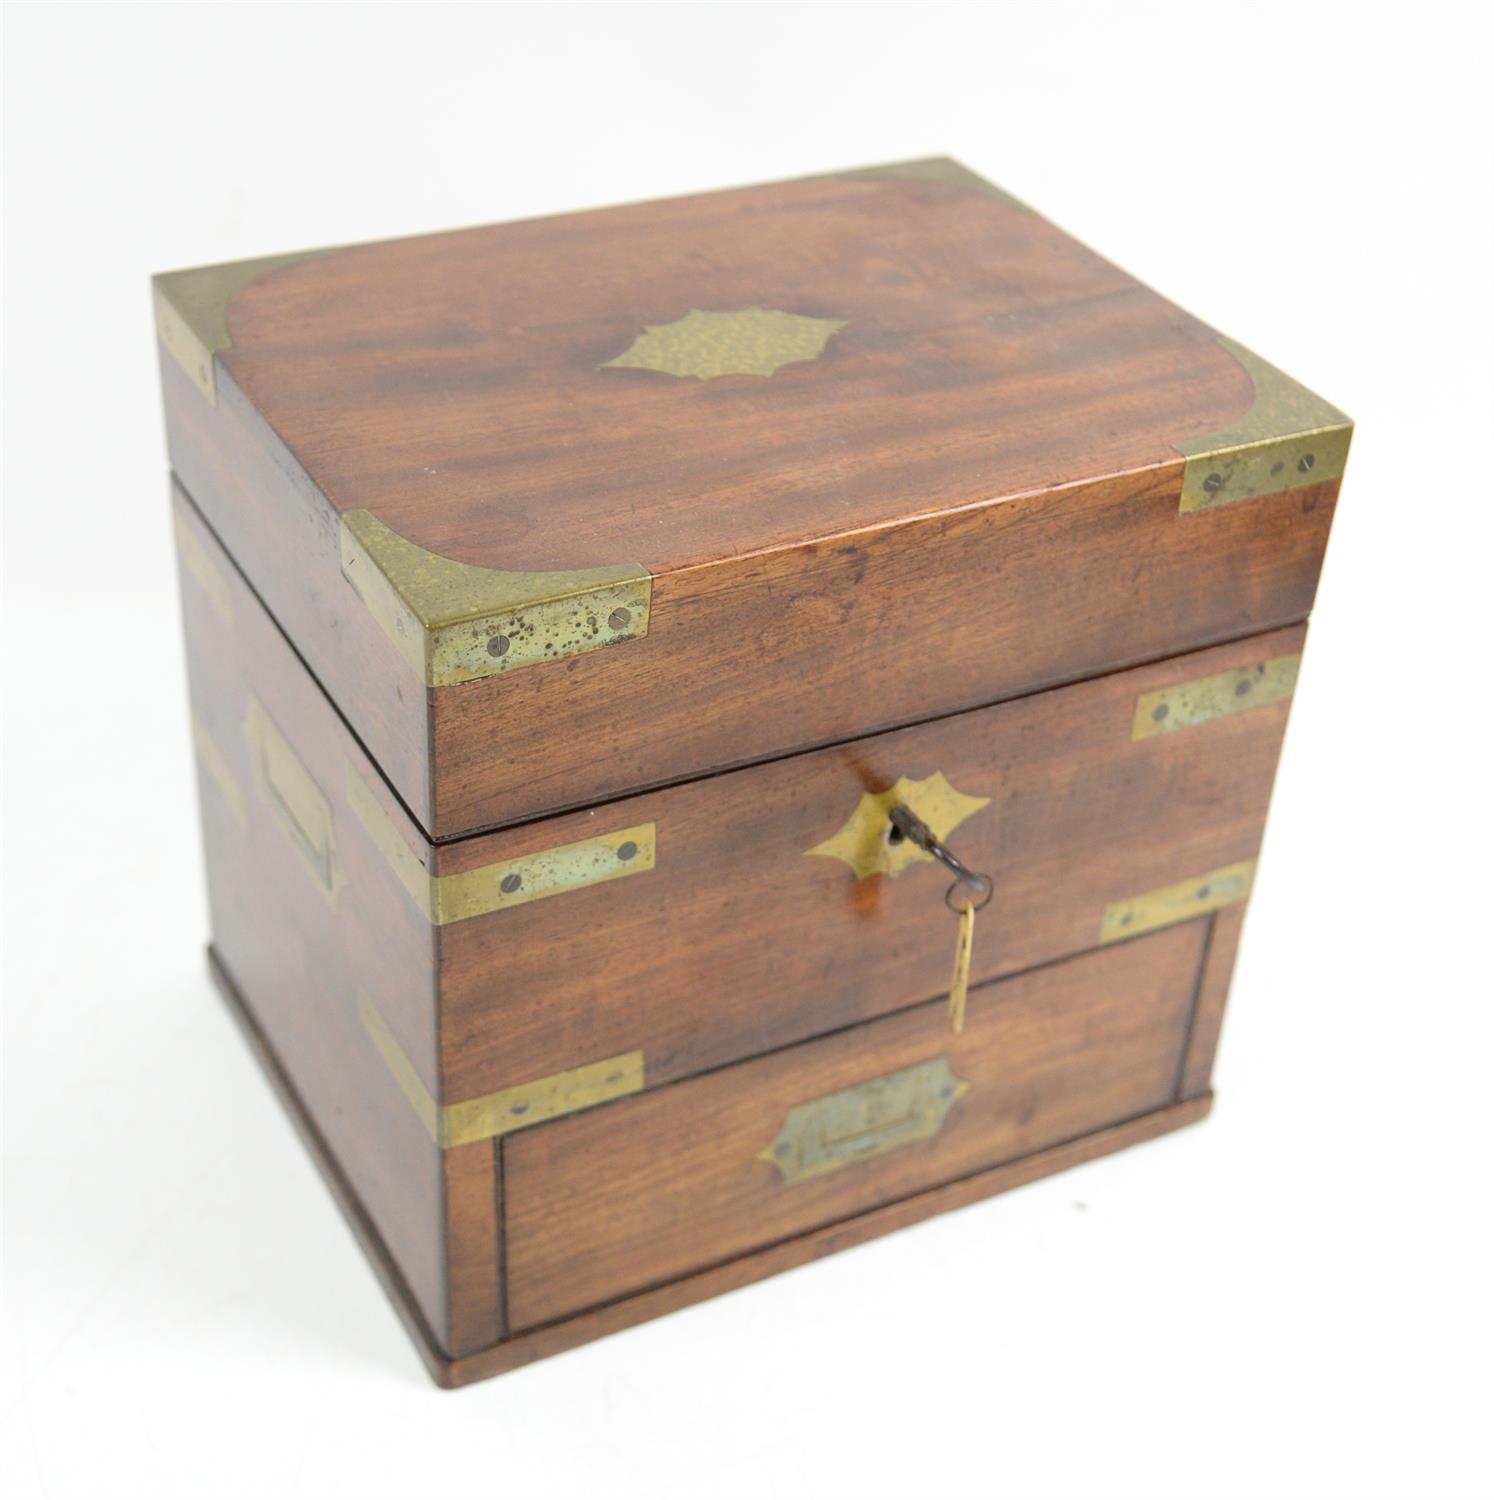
left=160, top=165, right=1340, bottom=837
left=177, top=481, right=1295, bottom=1113
left=503, top=922, right=1207, bottom=1327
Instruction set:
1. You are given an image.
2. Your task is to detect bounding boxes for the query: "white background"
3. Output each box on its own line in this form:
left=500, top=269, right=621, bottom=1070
left=3, top=4, right=1491, bottom=1497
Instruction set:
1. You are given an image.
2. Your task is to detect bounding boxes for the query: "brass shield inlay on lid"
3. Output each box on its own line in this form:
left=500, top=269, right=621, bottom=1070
left=760, top=1056, right=969, bottom=1186
left=600, top=307, right=847, bottom=380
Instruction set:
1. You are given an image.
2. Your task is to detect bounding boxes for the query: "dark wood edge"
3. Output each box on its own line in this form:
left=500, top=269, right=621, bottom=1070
left=454, top=1094, right=1213, bottom=1386
left=207, top=947, right=451, bottom=1387
left=211, top=941, right=1211, bottom=1388
left=1180, top=904, right=1249, bottom=1098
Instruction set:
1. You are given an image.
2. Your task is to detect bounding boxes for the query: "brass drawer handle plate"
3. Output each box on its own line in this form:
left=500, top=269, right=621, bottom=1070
left=760, top=1056, right=969, bottom=1186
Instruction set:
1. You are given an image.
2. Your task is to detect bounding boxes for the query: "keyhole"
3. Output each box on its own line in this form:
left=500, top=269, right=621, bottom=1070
left=887, top=820, right=906, bottom=845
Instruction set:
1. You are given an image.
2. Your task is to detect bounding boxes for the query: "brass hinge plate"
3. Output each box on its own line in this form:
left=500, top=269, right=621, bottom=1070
left=1175, top=337, right=1351, bottom=512
left=1099, top=859, right=1256, bottom=944
left=1133, top=653, right=1301, bottom=740
left=345, top=765, right=655, bottom=924
left=358, top=992, right=644, bottom=1149
left=340, top=508, right=652, bottom=686
left=760, top=1056, right=969, bottom=1186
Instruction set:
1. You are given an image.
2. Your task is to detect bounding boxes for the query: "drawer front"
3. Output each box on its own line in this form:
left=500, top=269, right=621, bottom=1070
left=504, top=922, right=1206, bottom=1330
left=432, top=625, right=1300, bottom=1102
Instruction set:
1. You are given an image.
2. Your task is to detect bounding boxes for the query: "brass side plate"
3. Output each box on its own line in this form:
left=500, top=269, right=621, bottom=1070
left=340, top=508, right=651, bottom=687
left=1099, top=859, right=1256, bottom=943
left=153, top=248, right=329, bottom=404
left=760, top=1057, right=968, bottom=1186
left=244, top=695, right=345, bottom=906
left=191, top=715, right=248, bottom=829
left=357, top=992, right=644, bottom=1149
left=172, top=512, right=233, bottom=624
left=1132, top=653, right=1301, bottom=740
left=806, top=771, right=990, bottom=880
left=601, top=308, right=847, bottom=381
left=1176, top=337, right=1352, bottom=513
left=345, top=764, right=654, bottom=924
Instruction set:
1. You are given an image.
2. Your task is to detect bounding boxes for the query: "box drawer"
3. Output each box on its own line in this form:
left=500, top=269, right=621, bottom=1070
left=504, top=921, right=1206, bottom=1330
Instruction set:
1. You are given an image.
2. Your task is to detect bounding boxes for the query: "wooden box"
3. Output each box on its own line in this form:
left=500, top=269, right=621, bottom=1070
left=155, top=159, right=1347, bottom=1386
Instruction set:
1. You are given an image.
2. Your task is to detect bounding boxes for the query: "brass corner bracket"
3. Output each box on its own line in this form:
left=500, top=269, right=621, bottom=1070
left=1132, top=653, right=1302, bottom=740
left=1175, top=337, right=1352, bottom=513
left=344, top=764, right=655, bottom=924
left=357, top=992, right=644, bottom=1149
left=152, top=248, right=328, bottom=405
left=1099, top=859, right=1257, bottom=944
left=339, top=508, right=652, bottom=686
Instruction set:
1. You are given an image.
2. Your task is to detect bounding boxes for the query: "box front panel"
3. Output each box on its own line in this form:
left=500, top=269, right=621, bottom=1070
left=503, top=923, right=1206, bottom=1329
left=427, top=625, right=1302, bottom=1102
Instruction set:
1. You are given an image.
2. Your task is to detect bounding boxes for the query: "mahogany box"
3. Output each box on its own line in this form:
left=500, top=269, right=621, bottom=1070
left=154, top=158, right=1348, bottom=1386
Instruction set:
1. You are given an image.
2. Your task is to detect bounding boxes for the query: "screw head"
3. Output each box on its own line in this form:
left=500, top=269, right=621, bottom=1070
left=487, top=634, right=511, bottom=658
left=500, top=872, right=523, bottom=894
left=608, top=607, right=632, bottom=631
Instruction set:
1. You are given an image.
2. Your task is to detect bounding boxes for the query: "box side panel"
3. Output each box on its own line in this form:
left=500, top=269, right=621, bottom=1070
left=161, top=351, right=434, bottom=830
left=173, top=484, right=496, bottom=1354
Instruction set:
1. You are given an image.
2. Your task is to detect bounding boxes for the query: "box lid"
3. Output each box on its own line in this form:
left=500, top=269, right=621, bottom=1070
left=155, top=158, right=1348, bottom=840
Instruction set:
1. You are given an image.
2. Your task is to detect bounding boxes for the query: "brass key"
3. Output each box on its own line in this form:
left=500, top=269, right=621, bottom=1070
left=888, top=804, right=994, bottom=1034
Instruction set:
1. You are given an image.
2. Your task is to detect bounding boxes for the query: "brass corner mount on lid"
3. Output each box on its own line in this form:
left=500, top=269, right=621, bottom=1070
left=339, top=508, right=652, bottom=687
left=1175, top=337, right=1352, bottom=513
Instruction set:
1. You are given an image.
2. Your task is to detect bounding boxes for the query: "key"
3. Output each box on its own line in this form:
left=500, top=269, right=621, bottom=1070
left=889, top=803, right=993, bottom=1035
left=948, top=896, right=976, bottom=1033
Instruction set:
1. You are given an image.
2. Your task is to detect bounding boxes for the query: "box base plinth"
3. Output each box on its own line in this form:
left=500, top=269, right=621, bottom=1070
left=208, top=946, right=1213, bottom=1390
